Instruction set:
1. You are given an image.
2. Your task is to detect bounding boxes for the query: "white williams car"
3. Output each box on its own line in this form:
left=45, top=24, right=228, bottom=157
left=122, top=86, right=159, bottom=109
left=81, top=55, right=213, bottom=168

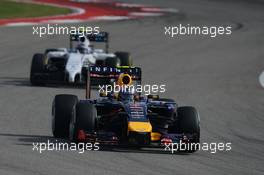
left=30, top=32, right=132, bottom=85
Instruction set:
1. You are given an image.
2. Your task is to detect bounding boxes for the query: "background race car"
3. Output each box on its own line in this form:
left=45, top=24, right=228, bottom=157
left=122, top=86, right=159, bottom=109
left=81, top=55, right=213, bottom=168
left=30, top=32, right=133, bottom=86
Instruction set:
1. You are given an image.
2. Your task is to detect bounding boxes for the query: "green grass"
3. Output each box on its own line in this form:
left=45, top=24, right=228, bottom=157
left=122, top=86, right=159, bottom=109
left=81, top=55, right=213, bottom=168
left=0, top=0, right=72, bottom=19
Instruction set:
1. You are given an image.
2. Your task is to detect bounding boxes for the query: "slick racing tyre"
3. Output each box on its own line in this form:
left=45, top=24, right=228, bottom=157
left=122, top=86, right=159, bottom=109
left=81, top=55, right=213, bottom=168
left=30, top=53, right=45, bottom=86
left=105, top=57, right=120, bottom=67
left=52, top=94, right=78, bottom=138
left=69, top=102, right=97, bottom=142
left=115, top=52, right=132, bottom=66
left=169, top=106, right=200, bottom=152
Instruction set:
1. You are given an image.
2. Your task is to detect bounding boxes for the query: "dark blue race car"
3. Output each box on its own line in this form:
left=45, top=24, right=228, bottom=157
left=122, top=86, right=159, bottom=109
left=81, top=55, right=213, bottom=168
left=51, top=66, right=200, bottom=152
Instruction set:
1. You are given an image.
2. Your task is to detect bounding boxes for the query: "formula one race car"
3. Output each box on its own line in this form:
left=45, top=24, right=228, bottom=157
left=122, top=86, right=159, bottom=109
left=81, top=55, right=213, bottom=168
left=51, top=66, right=200, bottom=152
left=30, top=32, right=132, bottom=86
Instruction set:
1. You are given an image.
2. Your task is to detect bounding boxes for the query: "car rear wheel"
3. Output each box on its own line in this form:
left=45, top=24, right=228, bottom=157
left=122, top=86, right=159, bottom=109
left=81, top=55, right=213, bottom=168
left=115, top=52, right=132, bottom=66
left=52, top=94, right=78, bottom=138
left=30, top=53, right=45, bottom=86
left=105, top=57, right=120, bottom=67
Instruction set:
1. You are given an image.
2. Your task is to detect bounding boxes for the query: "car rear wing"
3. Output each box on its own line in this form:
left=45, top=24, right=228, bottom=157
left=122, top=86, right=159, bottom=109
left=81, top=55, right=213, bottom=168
left=85, top=66, right=142, bottom=99
left=87, top=32, right=108, bottom=42
left=70, top=32, right=109, bottom=52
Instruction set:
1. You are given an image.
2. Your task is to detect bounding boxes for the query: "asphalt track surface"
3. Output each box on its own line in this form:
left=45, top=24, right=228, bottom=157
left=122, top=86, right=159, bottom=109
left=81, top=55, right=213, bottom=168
left=0, top=0, right=264, bottom=174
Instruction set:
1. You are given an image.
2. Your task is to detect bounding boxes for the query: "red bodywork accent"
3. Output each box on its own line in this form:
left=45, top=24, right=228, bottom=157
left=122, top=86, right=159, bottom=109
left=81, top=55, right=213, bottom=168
left=77, top=129, right=86, bottom=141
left=161, top=138, right=173, bottom=146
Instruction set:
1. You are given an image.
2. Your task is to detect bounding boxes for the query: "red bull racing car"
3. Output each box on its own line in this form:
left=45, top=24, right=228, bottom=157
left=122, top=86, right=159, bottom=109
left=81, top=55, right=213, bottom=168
left=51, top=66, right=200, bottom=152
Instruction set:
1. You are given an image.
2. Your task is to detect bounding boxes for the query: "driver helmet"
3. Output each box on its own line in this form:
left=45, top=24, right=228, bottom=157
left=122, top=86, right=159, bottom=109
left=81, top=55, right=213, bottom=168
left=76, top=36, right=91, bottom=54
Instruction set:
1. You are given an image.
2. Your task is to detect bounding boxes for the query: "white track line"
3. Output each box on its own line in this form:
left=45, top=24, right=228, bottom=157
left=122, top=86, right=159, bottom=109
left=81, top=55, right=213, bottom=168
left=41, top=19, right=83, bottom=23
left=129, top=12, right=163, bottom=17
left=89, top=16, right=132, bottom=21
left=5, top=22, right=38, bottom=26
left=115, top=3, right=146, bottom=8
left=141, top=7, right=179, bottom=13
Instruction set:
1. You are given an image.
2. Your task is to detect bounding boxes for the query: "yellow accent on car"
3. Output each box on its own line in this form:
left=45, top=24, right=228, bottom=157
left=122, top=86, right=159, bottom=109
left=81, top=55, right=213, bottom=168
left=116, top=66, right=132, bottom=68
left=127, top=121, right=152, bottom=133
left=151, top=132, right=161, bottom=141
